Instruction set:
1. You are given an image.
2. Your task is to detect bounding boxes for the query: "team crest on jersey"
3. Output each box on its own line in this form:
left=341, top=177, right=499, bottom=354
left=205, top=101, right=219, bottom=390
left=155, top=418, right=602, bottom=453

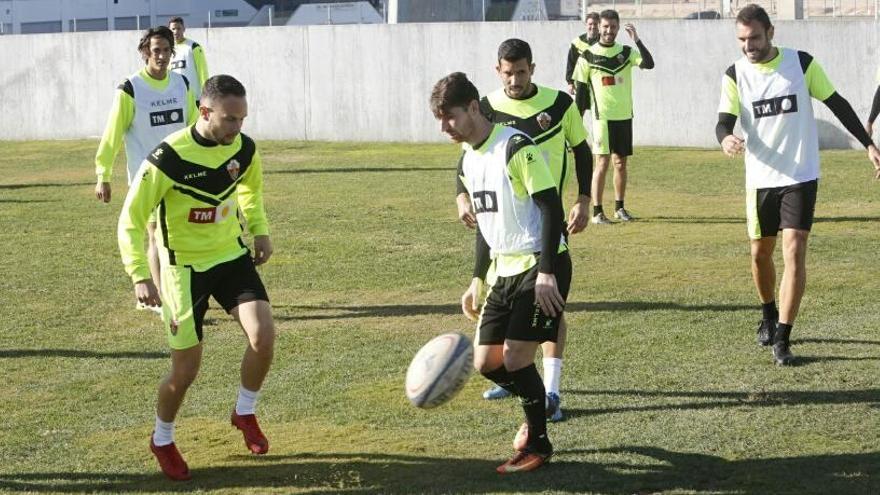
left=617, top=53, right=626, bottom=63
left=226, top=159, right=240, bottom=180
left=536, top=112, right=552, bottom=131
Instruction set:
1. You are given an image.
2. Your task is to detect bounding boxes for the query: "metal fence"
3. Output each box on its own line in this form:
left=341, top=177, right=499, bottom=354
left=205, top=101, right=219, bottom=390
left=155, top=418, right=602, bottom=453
left=582, top=0, right=880, bottom=18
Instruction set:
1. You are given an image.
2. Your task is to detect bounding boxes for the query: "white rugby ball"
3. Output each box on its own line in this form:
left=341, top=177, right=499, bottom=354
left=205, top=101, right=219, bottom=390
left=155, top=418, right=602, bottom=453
left=405, top=332, right=474, bottom=408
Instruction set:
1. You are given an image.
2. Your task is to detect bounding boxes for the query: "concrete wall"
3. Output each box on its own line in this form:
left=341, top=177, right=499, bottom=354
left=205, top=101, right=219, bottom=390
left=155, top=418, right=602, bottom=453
left=1, top=20, right=878, bottom=147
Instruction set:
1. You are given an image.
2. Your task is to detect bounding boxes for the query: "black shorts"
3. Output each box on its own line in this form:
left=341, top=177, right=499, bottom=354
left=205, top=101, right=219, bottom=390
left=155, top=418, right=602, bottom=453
left=477, top=251, right=573, bottom=346
left=593, top=118, right=633, bottom=156
left=161, top=253, right=269, bottom=349
left=747, top=180, right=818, bottom=239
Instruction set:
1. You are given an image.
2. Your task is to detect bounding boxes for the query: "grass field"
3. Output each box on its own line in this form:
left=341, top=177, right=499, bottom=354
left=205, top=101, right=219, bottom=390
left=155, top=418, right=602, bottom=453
left=0, top=139, right=878, bottom=494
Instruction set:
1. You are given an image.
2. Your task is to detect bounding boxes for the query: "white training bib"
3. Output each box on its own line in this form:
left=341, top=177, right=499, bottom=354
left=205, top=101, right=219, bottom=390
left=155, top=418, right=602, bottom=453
left=170, top=39, right=202, bottom=100
left=735, top=48, right=820, bottom=189
left=461, top=126, right=543, bottom=257
left=124, top=71, right=190, bottom=183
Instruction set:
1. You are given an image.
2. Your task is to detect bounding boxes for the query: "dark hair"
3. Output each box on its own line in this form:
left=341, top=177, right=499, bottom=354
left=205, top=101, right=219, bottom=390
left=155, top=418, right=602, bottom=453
left=599, top=9, right=619, bottom=23
left=202, top=75, right=247, bottom=102
left=168, top=16, right=184, bottom=26
left=497, top=38, right=532, bottom=64
left=137, top=26, right=175, bottom=59
left=430, top=72, right=479, bottom=118
left=585, top=12, right=600, bottom=22
left=736, top=4, right=772, bottom=31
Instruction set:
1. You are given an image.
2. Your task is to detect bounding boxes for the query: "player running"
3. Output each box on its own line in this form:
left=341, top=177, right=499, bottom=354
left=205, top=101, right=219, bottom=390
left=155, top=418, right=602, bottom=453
left=715, top=4, right=880, bottom=365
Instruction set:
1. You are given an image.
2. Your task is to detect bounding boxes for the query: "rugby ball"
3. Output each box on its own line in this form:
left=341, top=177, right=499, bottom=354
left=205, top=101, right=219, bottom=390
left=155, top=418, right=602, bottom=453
left=405, top=332, right=474, bottom=408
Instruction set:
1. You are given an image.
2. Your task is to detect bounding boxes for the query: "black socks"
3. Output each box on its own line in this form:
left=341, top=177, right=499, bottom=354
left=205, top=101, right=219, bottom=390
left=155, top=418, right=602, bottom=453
left=762, top=301, right=779, bottom=321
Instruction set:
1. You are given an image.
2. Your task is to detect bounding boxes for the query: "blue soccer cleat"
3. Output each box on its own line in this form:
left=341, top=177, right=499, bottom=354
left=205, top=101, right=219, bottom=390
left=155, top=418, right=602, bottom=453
left=483, top=385, right=512, bottom=400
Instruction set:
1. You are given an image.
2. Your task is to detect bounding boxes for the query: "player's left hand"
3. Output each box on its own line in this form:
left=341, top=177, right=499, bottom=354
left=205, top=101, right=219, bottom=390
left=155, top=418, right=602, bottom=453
left=867, top=145, right=880, bottom=179
left=253, top=235, right=273, bottom=265
left=535, top=272, right=564, bottom=317
left=624, top=23, right=639, bottom=43
left=567, top=196, right=590, bottom=235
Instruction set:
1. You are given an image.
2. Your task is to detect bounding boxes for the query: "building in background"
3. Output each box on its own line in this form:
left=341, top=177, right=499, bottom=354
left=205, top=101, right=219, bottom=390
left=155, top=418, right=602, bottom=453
left=0, top=0, right=258, bottom=35
left=0, top=0, right=584, bottom=34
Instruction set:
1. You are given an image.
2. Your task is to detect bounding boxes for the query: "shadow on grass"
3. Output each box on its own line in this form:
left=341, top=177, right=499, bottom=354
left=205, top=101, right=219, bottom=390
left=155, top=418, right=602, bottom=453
left=639, top=216, right=743, bottom=224
left=0, top=182, right=92, bottom=190
left=0, top=449, right=875, bottom=494
left=273, top=301, right=753, bottom=321
left=563, top=388, right=880, bottom=418
left=814, top=216, right=880, bottom=223
left=795, top=337, right=880, bottom=346
left=636, top=215, right=879, bottom=225
left=0, top=349, right=166, bottom=359
left=265, top=166, right=452, bottom=175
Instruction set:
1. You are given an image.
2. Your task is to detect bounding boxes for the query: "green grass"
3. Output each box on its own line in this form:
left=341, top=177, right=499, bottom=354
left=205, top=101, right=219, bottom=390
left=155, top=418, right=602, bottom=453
left=0, top=140, right=878, bottom=494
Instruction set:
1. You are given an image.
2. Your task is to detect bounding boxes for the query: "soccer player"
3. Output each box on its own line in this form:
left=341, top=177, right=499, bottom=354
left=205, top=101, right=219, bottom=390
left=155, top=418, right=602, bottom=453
left=118, top=75, right=276, bottom=480
left=169, top=16, right=209, bottom=106
left=715, top=4, right=880, bottom=365
left=94, top=26, right=197, bottom=313
left=572, top=9, right=654, bottom=224
left=566, top=12, right=600, bottom=116
left=865, top=64, right=880, bottom=138
left=432, top=72, right=570, bottom=474
left=456, top=38, right=592, bottom=422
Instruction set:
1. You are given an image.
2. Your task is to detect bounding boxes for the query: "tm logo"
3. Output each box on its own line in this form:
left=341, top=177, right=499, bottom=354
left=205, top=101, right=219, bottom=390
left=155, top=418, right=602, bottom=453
left=752, top=95, right=798, bottom=119
left=472, top=191, right=498, bottom=214
left=149, top=108, right=183, bottom=127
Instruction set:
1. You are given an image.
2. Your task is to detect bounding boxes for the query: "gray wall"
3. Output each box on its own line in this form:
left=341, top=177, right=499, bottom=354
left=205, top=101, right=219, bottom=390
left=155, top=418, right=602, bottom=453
left=0, top=20, right=878, bottom=147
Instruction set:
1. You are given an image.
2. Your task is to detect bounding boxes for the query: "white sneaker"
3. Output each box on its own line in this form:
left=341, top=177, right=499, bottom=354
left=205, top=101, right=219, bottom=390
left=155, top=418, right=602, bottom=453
left=614, top=208, right=634, bottom=222
left=591, top=212, right=613, bottom=224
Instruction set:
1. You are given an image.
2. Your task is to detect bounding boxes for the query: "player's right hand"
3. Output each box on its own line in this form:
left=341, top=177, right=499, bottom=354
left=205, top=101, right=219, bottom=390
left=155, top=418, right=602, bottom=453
left=535, top=272, right=564, bottom=318
left=456, top=193, right=476, bottom=229
left=461, top=278, right=483, bottom=321
left=95, top=181, right=111, bottom=203
left=567, top=83, right=576, bottom=95
left=134, top=279, right=161, bottom=307
left=721, top=135, right=745, bottom=157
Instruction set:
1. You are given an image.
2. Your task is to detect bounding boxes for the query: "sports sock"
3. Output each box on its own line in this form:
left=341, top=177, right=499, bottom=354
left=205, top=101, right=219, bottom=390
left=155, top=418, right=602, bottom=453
left=482, top=365, right=518, bottom=396
left=593, top=205, right=604, bottom=216
left=615, top=200, right=624, bottom=211
left=762, top=301, right=779, bottom=321
left=153, top=416, right=175, bottom=447
left=509, top=364, right=551, bottom=453
left=235, top=385, right=260, bottom=416
left=542, top=357, right=562, bottom=396
left=775, top=323, right=792, bottom=344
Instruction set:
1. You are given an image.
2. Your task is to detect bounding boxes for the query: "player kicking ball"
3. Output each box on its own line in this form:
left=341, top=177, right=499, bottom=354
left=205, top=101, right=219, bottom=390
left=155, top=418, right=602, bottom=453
left=430, top=72, right=571, bottom=473
left=118, top=75, right=275, bottom=480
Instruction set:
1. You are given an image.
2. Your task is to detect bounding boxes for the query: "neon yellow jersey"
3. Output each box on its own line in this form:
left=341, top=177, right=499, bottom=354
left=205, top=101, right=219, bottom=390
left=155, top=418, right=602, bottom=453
left=481, top=85, right=588, bottom=195
left=572, top=42, right=643, bottom=120
left=118, top=126, right=269, bottom=283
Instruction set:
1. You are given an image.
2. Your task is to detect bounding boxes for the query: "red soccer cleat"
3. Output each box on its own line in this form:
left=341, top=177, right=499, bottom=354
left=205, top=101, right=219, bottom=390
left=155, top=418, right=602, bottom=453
left=231, top=411, right=269, bottom=454
left=496, top=450, right=552, bottom=474
left=149, top=436, right=191, bottom=481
